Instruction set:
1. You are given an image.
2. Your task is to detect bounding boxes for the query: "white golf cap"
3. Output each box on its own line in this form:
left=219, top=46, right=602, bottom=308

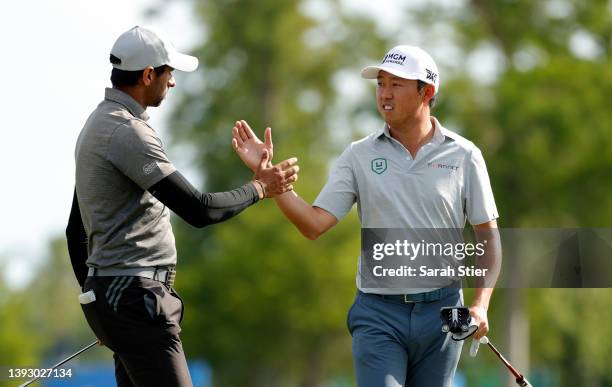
left=110, top=26, right=198, bottom=72
left=361, top=45, right=439, bottom=94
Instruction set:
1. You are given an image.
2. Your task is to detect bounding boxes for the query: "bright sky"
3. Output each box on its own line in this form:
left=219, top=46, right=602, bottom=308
left=0, top=0, right=200, bottom=288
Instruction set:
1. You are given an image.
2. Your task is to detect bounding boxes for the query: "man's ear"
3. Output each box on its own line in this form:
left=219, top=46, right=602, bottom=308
left=141, top=66, right=155, bottom=86
left=422, top=84, right=435, bottom=106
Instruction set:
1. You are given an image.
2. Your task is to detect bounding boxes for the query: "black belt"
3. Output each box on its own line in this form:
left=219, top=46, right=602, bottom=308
left=367, top=287, right=460, bottom=304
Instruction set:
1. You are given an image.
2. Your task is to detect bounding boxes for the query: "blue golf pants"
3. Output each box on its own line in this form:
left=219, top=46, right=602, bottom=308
left=347, top=289, right=464, bottom=387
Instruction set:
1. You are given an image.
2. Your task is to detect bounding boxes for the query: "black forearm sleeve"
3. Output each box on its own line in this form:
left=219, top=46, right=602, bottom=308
left=148, top=170, right=260, bottom=228
left=66, top=189, right=89, bottom=288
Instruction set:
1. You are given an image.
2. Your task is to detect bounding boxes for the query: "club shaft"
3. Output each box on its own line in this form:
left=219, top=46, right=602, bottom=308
left=19, top=340, right=99, bottom=387
left=486, top=341, right=523, bottom=379
left=51, top=340, right=99, bottom=369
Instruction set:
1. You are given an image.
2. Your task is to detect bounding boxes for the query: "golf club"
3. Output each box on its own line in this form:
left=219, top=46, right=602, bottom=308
left=440, top=307, right=533, bottom=387
left=479, top=336, right=533, bottom=387
left=19, top=340, right=99, bottom=387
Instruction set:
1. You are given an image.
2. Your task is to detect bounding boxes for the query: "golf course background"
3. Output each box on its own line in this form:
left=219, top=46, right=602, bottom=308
left=1, top=1, right=612, bottom=386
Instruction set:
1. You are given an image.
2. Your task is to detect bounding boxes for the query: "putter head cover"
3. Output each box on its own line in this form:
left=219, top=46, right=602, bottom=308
left=440, top=307, right=478, bottom=341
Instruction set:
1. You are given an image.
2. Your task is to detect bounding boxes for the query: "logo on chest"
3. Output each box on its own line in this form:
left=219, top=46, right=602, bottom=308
left=427, top=161, right=460, bottom=171
left=371, top=158, right=388, bottom=174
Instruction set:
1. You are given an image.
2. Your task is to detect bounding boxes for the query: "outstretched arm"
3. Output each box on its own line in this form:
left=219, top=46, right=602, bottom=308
left=274, top=192, right=338, bottom=240
left=149, top=171, right=261, bottom=228
left=149, top=150, right=298, bottom=228
left=231, top=120, right=337, bottom=239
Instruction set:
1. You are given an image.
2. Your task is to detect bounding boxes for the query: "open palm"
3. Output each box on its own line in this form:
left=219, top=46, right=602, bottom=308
left=232, top=120, right=274, bottom=172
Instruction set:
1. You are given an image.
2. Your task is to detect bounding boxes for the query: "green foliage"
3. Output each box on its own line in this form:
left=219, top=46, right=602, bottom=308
left=166, top=0, right=612, bottom=386
left=0, top=286, right=42, bottom=365
left=529, top=289, right=612, bottom=386
left=0, top=238, right=106, bottom=369
left=179, top=207, right=359, bottom=386
left=447, top=57, right=612, bottom=227
left=431, top=1, right=612, bottom=385
left=168, top=1, right=385, bottom=385
left=2, top=1, right=611, bottom=386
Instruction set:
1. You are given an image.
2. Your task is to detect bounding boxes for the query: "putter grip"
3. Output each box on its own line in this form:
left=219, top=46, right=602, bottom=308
left=469, top=339, right=480, bottom=357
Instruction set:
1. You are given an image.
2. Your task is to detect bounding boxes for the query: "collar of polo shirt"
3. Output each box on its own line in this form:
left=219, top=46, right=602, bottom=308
left=377, top=117, right=447, bottom=146
left=105, top=88, right=150, bottom=121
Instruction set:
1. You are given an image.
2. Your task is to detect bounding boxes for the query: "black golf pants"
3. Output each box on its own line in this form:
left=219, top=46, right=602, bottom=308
left=81, top=276, right=192, bottom=387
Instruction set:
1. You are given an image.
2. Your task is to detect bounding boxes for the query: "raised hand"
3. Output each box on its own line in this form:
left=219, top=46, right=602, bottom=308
left=253, top=149, right=299, bottom=198
left=232, top=120, right=273, bottom=172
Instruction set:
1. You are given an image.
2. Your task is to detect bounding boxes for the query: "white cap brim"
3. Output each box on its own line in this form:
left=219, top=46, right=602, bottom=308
left=361, top=64, right=437, bottom=94
left=168, top=51, right=199, bottom=72
left=361, top=65, right=420, bottom=81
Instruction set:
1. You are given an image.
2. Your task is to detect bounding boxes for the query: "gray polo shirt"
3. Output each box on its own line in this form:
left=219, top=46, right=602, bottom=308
left=75, top=88, right=177, bottom=270
left=313, top=117, right=498, bottom=293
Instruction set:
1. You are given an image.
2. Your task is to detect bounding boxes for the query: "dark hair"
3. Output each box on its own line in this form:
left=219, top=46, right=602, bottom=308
left=109, top=54, right=169, bottom=87
left=417, top=80, right=436, bottom=108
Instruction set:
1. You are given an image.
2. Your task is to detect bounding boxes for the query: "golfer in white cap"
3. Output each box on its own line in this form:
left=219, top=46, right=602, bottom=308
left=231, top=45, right=500, bottom=387
left=66, top=26, right=298, bottom=386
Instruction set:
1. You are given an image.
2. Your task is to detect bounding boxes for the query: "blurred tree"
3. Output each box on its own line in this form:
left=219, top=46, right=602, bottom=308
left=418, top=1, right=612, bottom=386
left=134, top=0, right=612, bottom=386
left=163, top=0, right=387, bottom=386
left=26, top=238, right=100, bottom=361
left=0, top=267, right=42, bottom=366
left=0, top=238, right=106, bottom=372
left=1, top=0, right=610, bottom=385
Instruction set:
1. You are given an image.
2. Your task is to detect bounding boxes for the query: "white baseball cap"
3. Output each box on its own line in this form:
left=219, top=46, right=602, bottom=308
left=361, top=45, right=439, bottom=94
left=110, top=26, right=198, bottom=72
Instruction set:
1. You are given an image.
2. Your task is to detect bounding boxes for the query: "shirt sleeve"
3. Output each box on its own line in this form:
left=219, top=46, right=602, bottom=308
left=148, top=170, right=260, bottom=228
left=464, top=147, right=499, bottom=225
left=313, top=145, right=358, bottom=220
left=107, top=120, right=176, bottom=190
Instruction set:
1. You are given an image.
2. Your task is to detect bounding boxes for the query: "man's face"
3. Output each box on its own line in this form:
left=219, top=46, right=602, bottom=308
left=147, top=67, right=175, bottom=107
left=376, top=70, right=427, bottom=128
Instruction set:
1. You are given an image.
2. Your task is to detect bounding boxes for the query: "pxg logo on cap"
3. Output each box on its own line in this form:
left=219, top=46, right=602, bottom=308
left=361, top=45, right=440, bottom=94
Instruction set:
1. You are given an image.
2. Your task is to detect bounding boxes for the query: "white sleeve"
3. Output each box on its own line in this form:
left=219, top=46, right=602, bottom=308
left=313, top=146, right=357, bottom=220
left=465, top=148, right=499, bottom=225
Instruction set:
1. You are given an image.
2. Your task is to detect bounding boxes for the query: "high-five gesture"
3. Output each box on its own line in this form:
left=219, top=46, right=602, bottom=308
left=252, top=149, right=299, bottom=198
left=232, top=120, right=300, bottom=198
left=232, top=120, right=274, bottom=172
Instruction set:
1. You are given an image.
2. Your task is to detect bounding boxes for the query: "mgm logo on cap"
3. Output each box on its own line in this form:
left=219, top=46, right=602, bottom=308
left=382, top=52, right=407, bottom=66
left=361, top=45, right=440, bottom=95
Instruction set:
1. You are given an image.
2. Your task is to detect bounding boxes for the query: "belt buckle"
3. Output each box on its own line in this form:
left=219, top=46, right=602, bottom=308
left=403, top=294, right=415, bottom=303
